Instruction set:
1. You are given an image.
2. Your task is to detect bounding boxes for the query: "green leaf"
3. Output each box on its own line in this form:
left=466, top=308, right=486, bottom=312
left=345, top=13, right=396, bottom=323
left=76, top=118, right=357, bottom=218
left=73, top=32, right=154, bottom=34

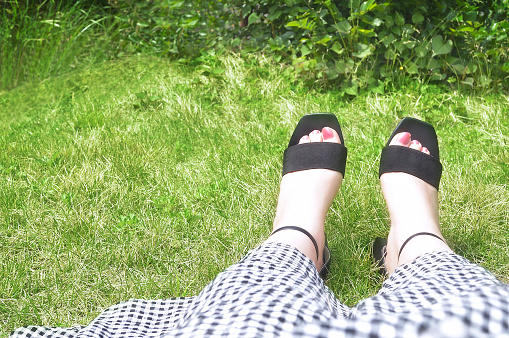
left=431, top=35, right=452, bottom=56
left=479, top=75, right=491, bottom=87
left=335, top=21, right=352, bottom=33
left=393, top=40, right=406, bottom=53
left=359, top=0, right=376, bottom=13
left=286, top=21, right=301, bottom=28
left=447, top=77, right=457, bottom=84
left=466, top=62, right=477, bottom=74
left=344, top=82, right=358, bottom=96
left=368, top=79, right=385, bottom=94
left=406, top=62, right=419, bottom=74
left=372, top=18, right=383, bottom=27
left=248, top=12, right=260, bottom=26
left=268, top=10, right=282, bottom=21
left=412, top=12, right=424, bottom=24
left=384, top=14, right=394, bottom=27
left=183, top=18, right=199, bottom=28
left=394, top=12, right=405, bottom=26
left=212, top=68, right=225, bottom=75
left=445, top=56, right=459, bottom=64
left=458, top=26, right=475, bottom=33
left=460, top=77, right=474, bottom=86
left=426, top=59, right=441, bottom=70
left=280, top=31, right=295, bottom=42
left=451, top=64, right=465, bottom=74
left=403, top=40, right=416, bottom=49
left=384, top=48, right=397, bottom=60
left=358, top=28, right=375, bottom=36
left=464, top=10, right=478, bottom=23
left=316, top=36, right=332, bottom=45
left=431, top=73, right=447, bottom=81
left=335, top=59, right=354, bottom=74
left=381, top=33, right=395, bottom=47
left=300, top=44, right=312, bottom=56
left=391, top=26, right=402, bottom=36
left=330, top=42, right=344, bottom=54
left=415, top=41, right=430, bottom=57
left=352, top=43, right=371, bottom=58
left=325, top=68, right=339, bottom=80
left=135, top=92, right=147, bottom=99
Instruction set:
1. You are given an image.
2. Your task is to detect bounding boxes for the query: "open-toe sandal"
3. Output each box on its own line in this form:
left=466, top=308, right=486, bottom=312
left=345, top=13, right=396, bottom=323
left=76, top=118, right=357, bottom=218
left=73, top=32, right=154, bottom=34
left=373, top=117, right=443, bottom=274
left=276, top=113, right=347, bottom=279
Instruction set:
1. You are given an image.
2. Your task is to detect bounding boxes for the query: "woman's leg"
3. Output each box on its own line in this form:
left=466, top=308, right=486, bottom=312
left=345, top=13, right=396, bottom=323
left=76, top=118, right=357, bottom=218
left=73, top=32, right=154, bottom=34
left=168, top=127, right=350, bottom=335
left=380, top=132, right=452, bottom=274
left=348, top=131, right=507, bottom=336
left=265, top=126, right=343, bottom=271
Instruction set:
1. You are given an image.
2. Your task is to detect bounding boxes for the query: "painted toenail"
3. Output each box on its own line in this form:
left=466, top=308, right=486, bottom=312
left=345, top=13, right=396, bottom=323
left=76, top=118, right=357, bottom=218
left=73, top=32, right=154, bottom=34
left=396, top=132, right=411, bottom=145
left=300, top=135, right=311, bottom=143
left=322, top=127, right=334, bottom=140
left=311, top=130, right=320, bottom=135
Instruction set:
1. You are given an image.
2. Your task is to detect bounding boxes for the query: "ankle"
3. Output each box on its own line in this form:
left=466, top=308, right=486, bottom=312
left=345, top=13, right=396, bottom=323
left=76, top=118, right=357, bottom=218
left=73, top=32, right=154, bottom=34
left=265, top=228, right=325, bottom=270
left=386, top=230, right=452, bottom=273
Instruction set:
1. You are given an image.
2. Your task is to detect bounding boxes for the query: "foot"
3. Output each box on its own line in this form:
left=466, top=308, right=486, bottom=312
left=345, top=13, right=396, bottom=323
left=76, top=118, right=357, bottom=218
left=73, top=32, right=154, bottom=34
left=266, top=127, right=343, bottom=271
left=381, top=132, right=452, bottom=274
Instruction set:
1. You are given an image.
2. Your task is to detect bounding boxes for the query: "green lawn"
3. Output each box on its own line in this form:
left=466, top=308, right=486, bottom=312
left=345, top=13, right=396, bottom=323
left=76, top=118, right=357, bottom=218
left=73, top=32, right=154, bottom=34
left=1, top=55, right=508, bottom=335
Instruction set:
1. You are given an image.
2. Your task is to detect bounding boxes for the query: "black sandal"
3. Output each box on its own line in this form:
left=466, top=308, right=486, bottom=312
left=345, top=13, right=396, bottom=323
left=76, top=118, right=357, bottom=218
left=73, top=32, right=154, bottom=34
left=280, top=113, right=347, bottom=279
left=373, top=117, right=444, bottom=274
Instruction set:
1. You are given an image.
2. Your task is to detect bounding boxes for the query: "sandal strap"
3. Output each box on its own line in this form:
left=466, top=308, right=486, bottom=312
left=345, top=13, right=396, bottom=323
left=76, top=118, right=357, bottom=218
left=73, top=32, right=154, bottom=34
left=283, top=113, right=347, bottom=177
left=378, top=117, right=443, bottom=190
left=379, top=146, right=442, bottom=190
left=283, top=142, right=347, bottom=176
left=398, top=232, right=445, bottom=260
left=271, top=226, right=319, bottom=259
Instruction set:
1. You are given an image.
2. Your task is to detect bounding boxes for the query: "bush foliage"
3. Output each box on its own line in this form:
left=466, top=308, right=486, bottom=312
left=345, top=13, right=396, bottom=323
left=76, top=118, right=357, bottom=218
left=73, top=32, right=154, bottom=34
left=111, top=0, right=509, bottom=93
left=2, top=0, right=508, bottom=92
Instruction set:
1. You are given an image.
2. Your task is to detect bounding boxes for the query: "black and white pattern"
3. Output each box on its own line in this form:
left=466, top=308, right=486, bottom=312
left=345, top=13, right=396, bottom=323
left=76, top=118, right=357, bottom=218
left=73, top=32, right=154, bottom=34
left=10, top=243, right=509, bottom=337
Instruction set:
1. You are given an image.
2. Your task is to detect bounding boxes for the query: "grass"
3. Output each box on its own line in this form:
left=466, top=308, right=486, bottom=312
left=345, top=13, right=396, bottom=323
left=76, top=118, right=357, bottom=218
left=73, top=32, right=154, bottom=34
left=1, top=54, right=509, bottom=335
left=0, top=1, right=114, bottom=91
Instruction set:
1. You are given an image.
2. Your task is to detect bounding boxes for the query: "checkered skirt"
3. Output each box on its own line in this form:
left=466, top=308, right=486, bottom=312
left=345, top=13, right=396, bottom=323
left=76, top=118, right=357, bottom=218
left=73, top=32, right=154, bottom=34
left=10, top=243, right=509, bottom=337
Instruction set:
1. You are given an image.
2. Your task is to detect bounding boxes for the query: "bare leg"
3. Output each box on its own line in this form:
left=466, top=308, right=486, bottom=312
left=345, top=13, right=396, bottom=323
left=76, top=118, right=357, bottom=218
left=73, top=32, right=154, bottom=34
left=381, top=132, right=453, bottom=274
left=265, top=127, right=343, bottom=271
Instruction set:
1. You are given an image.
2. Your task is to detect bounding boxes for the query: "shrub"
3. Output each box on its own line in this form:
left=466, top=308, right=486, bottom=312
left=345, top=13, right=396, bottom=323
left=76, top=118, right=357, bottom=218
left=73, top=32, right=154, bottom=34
left=111, top=0, right=509, bottom=92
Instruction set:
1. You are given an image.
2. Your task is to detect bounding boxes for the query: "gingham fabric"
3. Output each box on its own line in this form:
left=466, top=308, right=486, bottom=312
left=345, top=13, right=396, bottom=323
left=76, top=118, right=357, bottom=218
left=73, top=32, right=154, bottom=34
left=10, top=243, right=509, bottom=337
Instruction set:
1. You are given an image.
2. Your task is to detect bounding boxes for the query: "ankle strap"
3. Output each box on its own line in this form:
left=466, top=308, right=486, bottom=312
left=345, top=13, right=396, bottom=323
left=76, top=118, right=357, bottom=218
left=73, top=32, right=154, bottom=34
left=398, top=232, right=445, bottom=260
left=271, top=226, right=319, bottom=259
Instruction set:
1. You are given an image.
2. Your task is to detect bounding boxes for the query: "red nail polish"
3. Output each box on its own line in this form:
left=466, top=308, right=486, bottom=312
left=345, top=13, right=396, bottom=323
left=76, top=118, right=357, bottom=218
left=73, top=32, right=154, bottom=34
left=322, top=127, right=333, bottom=140
left=397, top=132, right=411, bottom=145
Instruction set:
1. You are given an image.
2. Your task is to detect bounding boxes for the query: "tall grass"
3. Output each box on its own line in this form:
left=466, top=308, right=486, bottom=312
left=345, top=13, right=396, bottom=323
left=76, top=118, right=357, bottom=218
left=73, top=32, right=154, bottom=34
left=0, top=0, right=114, bottom=91
left=1, top=55, right=508, bottom=335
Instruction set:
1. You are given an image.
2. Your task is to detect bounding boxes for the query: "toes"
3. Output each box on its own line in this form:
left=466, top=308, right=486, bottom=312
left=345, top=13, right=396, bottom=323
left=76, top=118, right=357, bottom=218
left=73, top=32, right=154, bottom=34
left=389, top=132, right=431, bottom=155
left=322, top=127, right=341, bottom=144
left=299, top=135, right=311, bottom=144
left=299, top=128, right=341, bottom=145
left=409, top=140, right=423, bottom=151
left=389, top=132, right=411, bottom=147
left=309, top=130, right=323, bottom=142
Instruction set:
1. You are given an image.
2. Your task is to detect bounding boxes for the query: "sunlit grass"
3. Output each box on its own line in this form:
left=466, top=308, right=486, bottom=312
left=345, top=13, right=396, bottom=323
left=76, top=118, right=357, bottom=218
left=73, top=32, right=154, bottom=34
left=0, top=1, right=114, bottom=91
left=1, top=55, right=508, bottom=334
